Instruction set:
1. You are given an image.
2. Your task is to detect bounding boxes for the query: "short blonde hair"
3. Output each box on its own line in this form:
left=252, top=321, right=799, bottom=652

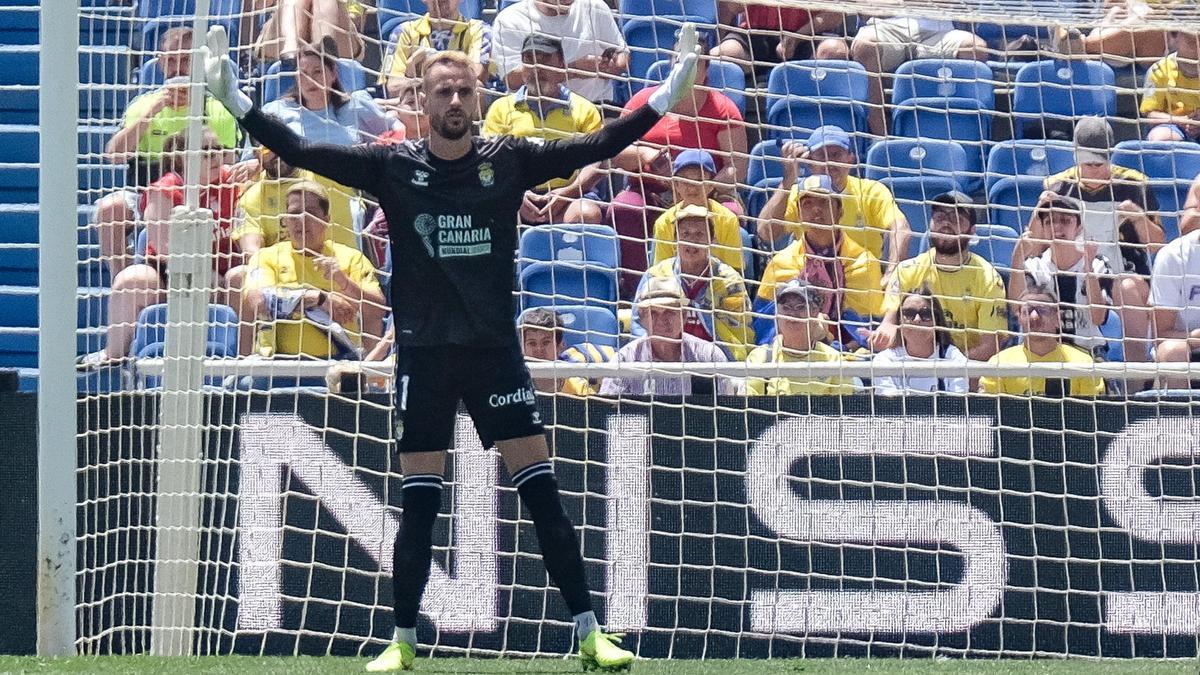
left=422, top=50, right=477, bottom=89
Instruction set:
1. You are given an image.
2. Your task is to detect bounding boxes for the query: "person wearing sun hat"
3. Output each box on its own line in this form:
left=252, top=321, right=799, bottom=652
left=599, top=275, right=735, bottom=396
left=649, top=148, right=747, bottom=274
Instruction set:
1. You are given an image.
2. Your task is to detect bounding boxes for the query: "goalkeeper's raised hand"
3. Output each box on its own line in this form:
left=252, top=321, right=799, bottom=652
left=202, top=26, right=253, bottom=119
left=647, top=22, right=702, bottom=115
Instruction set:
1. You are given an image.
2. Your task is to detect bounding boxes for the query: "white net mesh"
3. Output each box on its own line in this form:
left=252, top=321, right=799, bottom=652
left=2, top=0, right=1189, bottom=661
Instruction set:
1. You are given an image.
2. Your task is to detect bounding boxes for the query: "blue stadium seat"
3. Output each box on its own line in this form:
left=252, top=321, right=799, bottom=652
left=880, top=176, right=960, bottom=257
left=0, top=287, right=109, bottom=367
left=1012, top=60, right=1116, bottom=139
left=130, top=303, right=239, bottom=359
left=519, top=304, right=619, bottom=349
left=745, top=177, right=781, bottom=224
left=961, top=21, right=1046, bottom=50
left=864, top=138, right=973, bottom=194
left=764, top=60, right=869, bottom=141
left=138, top=1, right=243, bottom=57
left=518, top=223, right=621, bottom=273
left=890, top=96, right=993, bottom=182
left=988, top=176, right=1046, bottom=233
left=618, top=0, right=717, bottom=23
left=746, top=140, right=786, bottom=191
left=622, top=16, right=711, bottom=88
left=0, top=5, right=36, bottom=45
left=519, top=262, right=619, bottom=312
left=1111, top=141, right=1200, bottom=242
left=137, top=0, right=196, bottom=18
left=646, top=58, right=745, bottom=115
left=891, top=59, right=996, bottom=110
left=260, top=58, right=370, bottom=104
left=917, top=223, right=1019, bottom=276
left=984, top=139, right=1076, bottom=193
left=0, top=164, right=126, bottom=205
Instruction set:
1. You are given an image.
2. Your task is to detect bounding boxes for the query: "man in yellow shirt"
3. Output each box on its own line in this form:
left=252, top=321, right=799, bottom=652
left=1141, top=30, right=1200, bottom=142
left=243, top=181, right=386, bottom=359
left=871, top=191, right=1007, bottom=361
left=758, top=125, right=911, bottom=275
left=745, top=279, right=860, bottom=395
left=232, top=147, right=358, bottom=254
left=980, top=284, right=1107, bottom=396
left=380, top=0, right=492, bottom=93
left=483, top=34, right=605, bottom=224
left=650, top=150, right=746, bottom=274
left=756, top=175, right=883, bottom=347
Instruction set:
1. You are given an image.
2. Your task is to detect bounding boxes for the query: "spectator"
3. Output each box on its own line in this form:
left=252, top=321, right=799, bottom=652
left=598, top=276, right=734, bottom=396
left=380, top=77, right=430, bottom=140
left=380, top=0, right=492, bottom=94
left=491, top=0, right=627, bottom=103
left=1150, top=227, right=1200, bottom=388
left=711, top=3, right=849, bottom=75
left=979, top=284, right=1107, bottom=397
left=253, top=0, right=365, bottom=62
left=243, top=180, right=387, bottom=358
left=483, top=34, right=605, bottom=224
left=758, top=126, right=910, bottom=275
left=519, top=308, right=612, bottom=395
left=850, top=14, right=987, bottom=136
left=1051, top=0, right=1170, bottom=67
left=871, top=192, right=1007, bottom=362
left=871, top=288, right=969, bottom=394
left=744, top=279, right=860, bottom=395
left=78, top=131, right=242, bottom=369
left=1043, top=116, right=1162, bottom=362
left=1182, top=172, right=1200, bottom=236
left=650, top=150, right=745, bottom=274
left=261, top=40, right=399, bottom=146
left=94, top=27, right=241, bottom=277
left=1141, top=30, right=1200, bottom=142
left=1009, top=193, right=1115, bottom=359
left=632, top=204, right=753, bottom=360
left=756, top=175, right=884, bottom=348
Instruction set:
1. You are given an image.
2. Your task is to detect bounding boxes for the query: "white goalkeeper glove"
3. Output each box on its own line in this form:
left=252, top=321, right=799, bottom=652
left=647, top=23, right=702, bottom=115
left=202, top=25, right=253, bottom=119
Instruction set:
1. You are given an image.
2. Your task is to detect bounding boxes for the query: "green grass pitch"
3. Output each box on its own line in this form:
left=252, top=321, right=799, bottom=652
left=0, top=656, right=1194, bottom=674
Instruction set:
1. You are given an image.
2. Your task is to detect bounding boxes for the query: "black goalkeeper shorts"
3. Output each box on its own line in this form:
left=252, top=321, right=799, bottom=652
left=393, top=343, right=544, bottom=453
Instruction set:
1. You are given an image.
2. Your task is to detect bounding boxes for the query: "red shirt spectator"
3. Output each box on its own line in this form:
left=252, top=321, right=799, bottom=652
left=140, top=166, right=240, bottom=275
left=623, top=85, right=743, bottom=174
left=743, top=5, right=811, bottom=31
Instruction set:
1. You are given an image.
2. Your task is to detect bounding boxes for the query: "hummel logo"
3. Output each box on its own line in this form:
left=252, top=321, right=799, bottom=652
left=412, top=170, right=430, bottom=187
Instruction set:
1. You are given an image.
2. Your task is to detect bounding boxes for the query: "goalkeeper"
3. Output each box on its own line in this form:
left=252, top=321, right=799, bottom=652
left=203, top=25, right=702, bottom=673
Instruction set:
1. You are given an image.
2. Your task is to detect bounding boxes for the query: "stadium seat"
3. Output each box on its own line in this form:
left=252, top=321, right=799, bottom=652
left=519, top=304, right=619, bottom=349
left=745, top=177, right=781, bottom=224
left=260, top=58, right=370, bottom=104
left=618, top=0, right=717, bottom=24
left=1111, top=141, right=1200, bottom=243
left=987, top=176, right=1046, bottom=233
left=646, top=58, right=745, bottom=115
left=517, top=223, right=621, bottom=274
left=970, top=223, right=1020, bottom=278
left=378, top=0, right=482, bottom=22
left=890, top=96, right=993, bottom=182
left=137, top=0, right=243, bottom=57
left=764, top=60, right=869, bottom=142
left=962, top=21, right=1046, bottom=50
left=518, top=261, right=619, bottom=312
left=984, top=139, right=1076, bottom=193
left=129, top=303, right=239, bottom=360
left=891, top=59, right=996, bottom=110
left=1012, top=60, right=1116, bottom=139
left=746, top=140, right=787, bottom=191
left=136, top=0, right=196, bottom=18
left=622, top=16, right=711, bottom=88
left=880, top=176, right=960, bottom=257
left=864, top=139, right=973, bottom=194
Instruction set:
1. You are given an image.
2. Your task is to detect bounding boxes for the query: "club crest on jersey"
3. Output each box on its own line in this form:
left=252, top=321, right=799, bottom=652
left=412, top=169, right=430, bottom=187
left=478, top=162, right=495, bottom=188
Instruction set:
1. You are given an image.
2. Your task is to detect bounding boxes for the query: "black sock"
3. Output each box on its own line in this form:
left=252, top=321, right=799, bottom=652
left=392, top=473, right=443, bottom=629
left=513, top=461, right=593, bottom=616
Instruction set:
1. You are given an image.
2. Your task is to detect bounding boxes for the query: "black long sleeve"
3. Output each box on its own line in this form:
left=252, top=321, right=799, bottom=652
left=237, top=106, right=386, bottom=194
left=518, top=105, right=662, bottom=190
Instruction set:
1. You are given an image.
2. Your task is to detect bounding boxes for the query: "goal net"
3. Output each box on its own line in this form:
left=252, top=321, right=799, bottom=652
left=15, top=0, right=1196, bottom=662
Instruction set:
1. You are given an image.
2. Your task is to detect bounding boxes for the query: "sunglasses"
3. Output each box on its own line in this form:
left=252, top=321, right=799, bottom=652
left=901, top=307, right=933, bottom=322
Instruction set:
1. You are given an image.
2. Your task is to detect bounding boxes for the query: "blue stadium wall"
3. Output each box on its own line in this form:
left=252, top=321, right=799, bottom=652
left=2, top=393, right=1199, bottom=658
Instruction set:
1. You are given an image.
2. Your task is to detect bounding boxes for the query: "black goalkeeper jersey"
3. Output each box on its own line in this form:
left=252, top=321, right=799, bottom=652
left=238, top=106, right=661, bottom=347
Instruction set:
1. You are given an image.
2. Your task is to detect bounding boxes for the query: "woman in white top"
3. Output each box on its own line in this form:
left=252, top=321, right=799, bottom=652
left=872, top=289, right=969, bottom=394
left=261, top=41, right=399, bottom=147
